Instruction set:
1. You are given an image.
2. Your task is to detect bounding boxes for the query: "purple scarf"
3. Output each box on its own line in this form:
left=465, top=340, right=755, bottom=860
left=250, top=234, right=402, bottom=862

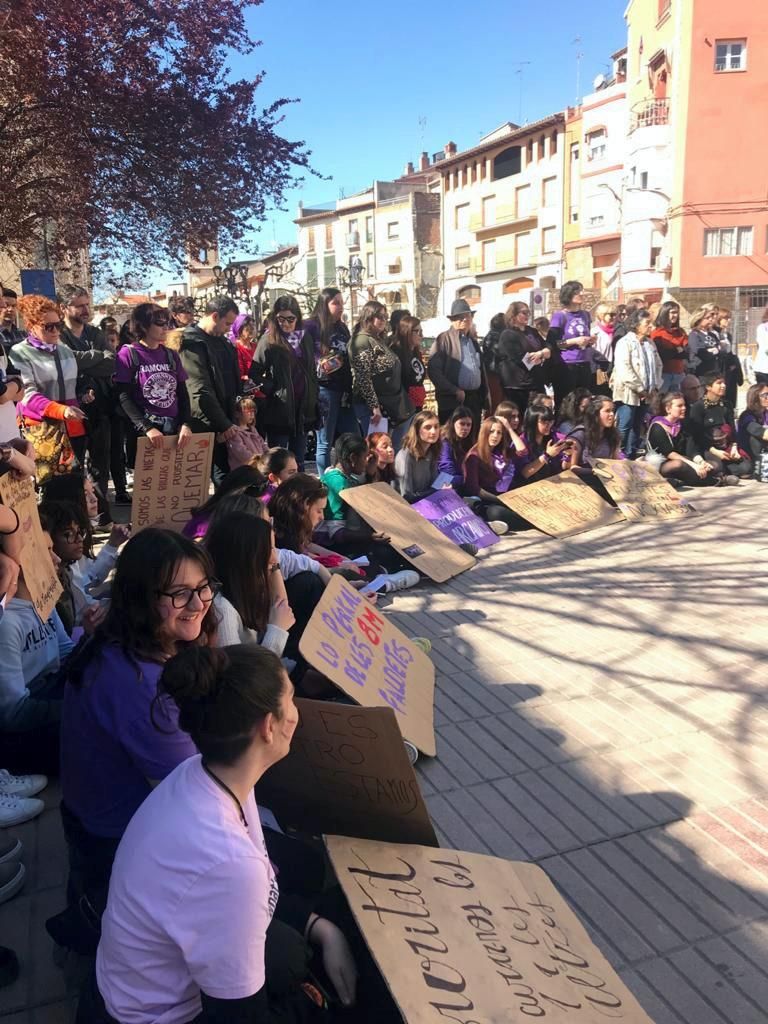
left=650, top=415, right=682, bottom=438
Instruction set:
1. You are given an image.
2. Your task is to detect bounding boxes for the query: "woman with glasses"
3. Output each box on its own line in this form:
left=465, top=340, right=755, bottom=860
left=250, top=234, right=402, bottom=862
left=391, top=315, right=427, bottom=413
left=349, top=300, right=414, bottom=448
left=252, top=296, right=318, bottom=470
left=591, top=302, right=616, bottom=393
left=57, top=530, right=219, bottom=938
left=114, top=303, right=193, bottom=453
left=495, top=301, right=552, bottom=416
left=11, top=294, right=88, bottom=480
left=737, top=383, right=768, bottom=470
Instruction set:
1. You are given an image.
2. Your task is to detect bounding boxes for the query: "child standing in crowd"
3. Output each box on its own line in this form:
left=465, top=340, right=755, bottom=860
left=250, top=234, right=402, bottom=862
left=226, top=396, right=267, bottom=469
left=394, top=411, right=442, bottom=502
left=228, top=313, right=258, bottom=380
left=463, top=417, right=523, bottom=533
left=366, top=431, right=396, bottom=485
left=437, top=405, right=477, bottom=491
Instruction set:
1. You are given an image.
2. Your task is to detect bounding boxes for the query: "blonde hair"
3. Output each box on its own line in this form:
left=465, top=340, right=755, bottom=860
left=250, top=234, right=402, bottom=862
left=689, top=305, right=716, bottom=331
left=593, top=302, right=615, bottom=321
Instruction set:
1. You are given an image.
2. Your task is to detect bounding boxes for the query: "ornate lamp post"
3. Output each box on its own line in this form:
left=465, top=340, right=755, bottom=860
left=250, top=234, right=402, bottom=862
left=211, top=262, right=253, bottom=312
left=337, top=261, right=365, bottom=321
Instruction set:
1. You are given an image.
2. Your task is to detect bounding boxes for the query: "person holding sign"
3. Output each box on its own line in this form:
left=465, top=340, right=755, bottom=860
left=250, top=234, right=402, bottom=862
left=89, top=645, right=365, bottom=1023
left=115, top=303, right=193, bottom=455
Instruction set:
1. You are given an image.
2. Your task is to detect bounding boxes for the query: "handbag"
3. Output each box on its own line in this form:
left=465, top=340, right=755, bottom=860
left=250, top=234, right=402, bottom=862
left=755, top=452, right=768, bottom=482
left=21, top=417, right=76, bottom=482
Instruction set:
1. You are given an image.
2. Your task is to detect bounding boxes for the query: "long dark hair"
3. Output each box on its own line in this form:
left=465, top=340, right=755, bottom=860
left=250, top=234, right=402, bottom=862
left=352, top=300, right=387, bottom=341
left=65, top=529, right=218, bottom=687
left=441, top=405, right=477, bottom=468
left=268, top=473, right=327, bottom=553
left=557, top=388, right=592, bottom=428
left=310, top=287, right=346, bottom=355
left=583, top=397, right=621, bottom=457
left=191, top=465, right=267, bottom=520
left=266, top=295, right=303, bottom=349
left=204, top=512, right=271, bottom=634
left=158, top=645, right=286, bottom=766
left=39, top=470, right=94, bottom=557
left=523, top=405, right=555, bottom=457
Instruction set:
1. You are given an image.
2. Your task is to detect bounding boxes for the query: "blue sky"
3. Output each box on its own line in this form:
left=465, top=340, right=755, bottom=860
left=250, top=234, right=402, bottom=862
left=226, top=0, right=627, bottom=260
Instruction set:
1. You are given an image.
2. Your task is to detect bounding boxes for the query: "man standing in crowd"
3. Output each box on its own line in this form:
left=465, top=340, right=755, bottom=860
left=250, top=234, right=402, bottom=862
left=428, top=299, right=486, bottom=423
left=180, top=295, right=242, bottom=487
left=57, top=284, right=116, bottom=522
left=0, top=289, right=26, bottom=350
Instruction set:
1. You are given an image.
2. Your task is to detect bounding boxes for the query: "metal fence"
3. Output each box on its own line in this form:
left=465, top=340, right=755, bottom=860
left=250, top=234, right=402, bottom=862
left=732, top=287, right=768, bottom=358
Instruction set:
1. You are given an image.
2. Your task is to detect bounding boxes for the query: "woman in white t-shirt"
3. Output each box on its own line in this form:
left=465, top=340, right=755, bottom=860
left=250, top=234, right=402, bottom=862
left=90, top=645, right=358, bottom=1023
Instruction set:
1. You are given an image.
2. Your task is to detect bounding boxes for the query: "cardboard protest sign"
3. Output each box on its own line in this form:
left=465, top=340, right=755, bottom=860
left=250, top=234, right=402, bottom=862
left=131, top=433, right=214, bottom=532
left=326, top=836, right=655, bottom=1024
left=0, top=474, right=61, bottom=620
left=257, top=699, right=438, bottom=846
left=592, top=458, right=699, bottom=521
left=299, top=574, right=436, bottom=756
left=412, top=489, right=499, bottom=550
left=341, top=483, right=475, bottom=582
left=498, top=470, right=625, bottom=538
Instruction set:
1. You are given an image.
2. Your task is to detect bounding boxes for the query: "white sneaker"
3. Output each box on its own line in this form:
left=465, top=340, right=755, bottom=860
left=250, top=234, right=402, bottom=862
left=488, top=520, right=509, bottom=536
left=403, top=740, right=419, bottom=765
left=0, top=835, right=23, bottom=867
left=381, top=570, right=420, bottom=593
left=0, top=862, right=25, bottom=905
left=0, top=793, right=45, bottom=828
left=0, top=769, right=48, bottom=798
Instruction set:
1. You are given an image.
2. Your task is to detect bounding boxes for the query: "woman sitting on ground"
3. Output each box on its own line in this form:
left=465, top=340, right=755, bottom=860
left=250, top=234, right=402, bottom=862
left=578, top=396, right=623, bottom=464
left=255, top=447, right=298, bottom=505
left=87, top=644, right=401, bottom=1023
left=737, top=383, right=768, bottom=470
left=182, top=464, right=268, bottom=541
left=518, top=405, right=574, bottom=483
left=366, top=431, right=396, bottom=485
left=687, top=371, right=752, bottom=481
left=555, top=387, right=592, bottom=448
left=437, top=405, right=477, bottom=492
left=463, top=417, right=527, bottom=534
left=646, top=392, right=718, bottom=486
left=394, top=410, right=442, bottom=502
left=493, top=400, right=529, bottom=458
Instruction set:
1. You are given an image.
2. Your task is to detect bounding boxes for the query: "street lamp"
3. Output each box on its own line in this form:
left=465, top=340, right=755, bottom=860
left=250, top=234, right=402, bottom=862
left=211, top=262, right=253, bottom=312
left=337, top=262, right=365, bottom=321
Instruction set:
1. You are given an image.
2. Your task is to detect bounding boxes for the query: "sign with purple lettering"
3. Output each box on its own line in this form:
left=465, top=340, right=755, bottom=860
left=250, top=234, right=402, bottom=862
left=326, top=836, right=656, bottom=1024
left=299, top=575, right=436, bottom=756
left=412, top=490, right=499, bottom=549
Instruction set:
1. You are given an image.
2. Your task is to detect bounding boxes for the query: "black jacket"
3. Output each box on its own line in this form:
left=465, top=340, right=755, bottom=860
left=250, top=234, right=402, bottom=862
left=60, top=323, right=115, bottom=413
left=180, top=325, right=241, bottom=434
left=496, top=326, right=548, bottom=391
left=251, top=331, right=318, bottom=432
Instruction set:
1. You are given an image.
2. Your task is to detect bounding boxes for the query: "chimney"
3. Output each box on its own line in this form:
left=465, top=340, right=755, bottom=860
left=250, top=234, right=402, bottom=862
left=404, top=161, right=415, bottom=176
left=444, top=141, right=457, bottom=157
left=419, top=151, right=429, bottom=172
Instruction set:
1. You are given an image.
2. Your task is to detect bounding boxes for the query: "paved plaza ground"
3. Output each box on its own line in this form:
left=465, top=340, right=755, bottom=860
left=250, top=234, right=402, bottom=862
left=1, top=479, right=766, bottom=1022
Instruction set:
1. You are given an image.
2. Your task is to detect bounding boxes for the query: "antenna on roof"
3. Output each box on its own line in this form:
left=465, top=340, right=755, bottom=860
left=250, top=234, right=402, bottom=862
left=573, top=36, right=584, bottom=103
left=512, top=62, right=531, bottom=124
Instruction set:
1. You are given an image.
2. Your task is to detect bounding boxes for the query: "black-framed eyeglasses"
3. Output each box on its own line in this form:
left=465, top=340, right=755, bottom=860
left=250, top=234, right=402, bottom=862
left=760, top=393, right=768, bottom=399
left=41, top=321, right=63, bottom=333
left=157, top=580, right=220, bottom=608
left=60, top=527, right=86, bottom=542
left=151, top=311, right=171, bottom=326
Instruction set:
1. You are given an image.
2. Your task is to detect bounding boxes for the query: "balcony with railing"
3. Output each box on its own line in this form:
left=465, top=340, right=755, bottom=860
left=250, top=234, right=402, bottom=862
left=629, top=98, right=669, bottom=134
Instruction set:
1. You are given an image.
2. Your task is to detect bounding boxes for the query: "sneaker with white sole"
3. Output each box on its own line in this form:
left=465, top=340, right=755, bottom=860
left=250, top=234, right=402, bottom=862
left=410, top=637, right=432, bottom=655
left=0, top=769, right=47, bottom=799
left=0, top=862, right=25, bottom=905
left=458, top=542, right=479, bottom=556
left=381, top=570, right=420, bottom=593
left=403, top=740, right=419, bottom=765
left=0, top=794, right=45, bottom=828
left=0, top=836, right=23, bottom=867
left=488, top=520, right=509, bottom=536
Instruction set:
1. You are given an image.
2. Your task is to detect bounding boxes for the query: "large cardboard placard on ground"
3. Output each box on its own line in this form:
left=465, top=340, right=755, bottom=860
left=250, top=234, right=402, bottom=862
left=341, top=483, right=475, bottom=582
left=412, top=489, right=499, bottom=550
left=592, top=458, right=699, bottom=521
left=0, top=474, right=61, bottom=619
left=131, top=433, right=214, bottom=532
left=257, top=699, right=438, bottom=846
left=498, top=470, right=625, bottom=538
left=326, top=835, right=655, bottom=1024
left=299, top=574, right=436, bottom=756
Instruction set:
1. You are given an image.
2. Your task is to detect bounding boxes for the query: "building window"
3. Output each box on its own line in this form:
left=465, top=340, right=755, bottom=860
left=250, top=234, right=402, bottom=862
left=515, top=231, right=532, bottom=265
left=365, top=216, right=374, bottom=243
left=306, top=256, right=318, bottom=289
left=542, top=177, right=557, bottom=207
left=307, top=227, right=315, bottom=252
left=324, top=223, right=333, bottom=250
left=550, top=131, right=558, bottom=155
left=526, top=140, right=534, bottom=164
left=657, top=0, right=671, bottom=21
left=515, top=184, right=531, bottom=219
left=482, top=239, right=496, bottom=271
left=387, top=221, right=400, bottom=240
left=366, top=252, right=375, bottom=278
left=492, top=146, right=522, bottom=180
left=587, top=129, right=607, bottom=161
left=346, top=220, right=359, bottom=248
left=537, top=137, right=545, bottom=161
left=457, top=285, right=481, bottom=307
left=640, top=171, right=649, bottom=189
left=323, top=254, right=335, bottom=284
left=541, top=227, right=557, bottom=254
left=455, top=245, right=471, bottom=271
left=455, top=203, right=470, bottom=230
left=588, top=214, right=605, bottom=227
left=715, top=39, right=746, bottom=72
left=704, top=226, right=753, bottom=256
left=482, top=196, right=495, bottom=226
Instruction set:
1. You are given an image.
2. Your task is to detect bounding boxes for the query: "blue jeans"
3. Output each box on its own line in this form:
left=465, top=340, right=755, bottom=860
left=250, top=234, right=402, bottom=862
left=615, top=402, right=645, bottom=457
left=266, top=426, right=307, bottom=471
left=316, top=388, right=360, bottom=475
left=661, top=372, right=683, bottom=393
left=353, top=403, right=413, bottom=451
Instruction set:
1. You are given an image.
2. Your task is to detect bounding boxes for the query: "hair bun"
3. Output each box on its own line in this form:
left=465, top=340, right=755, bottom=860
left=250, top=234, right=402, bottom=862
left=160, top=646, right=229, bottom=705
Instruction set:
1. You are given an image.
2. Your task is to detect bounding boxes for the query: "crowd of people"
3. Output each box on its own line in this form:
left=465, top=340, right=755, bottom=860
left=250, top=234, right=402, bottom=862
left=0, top=277, right=765, bottom=1020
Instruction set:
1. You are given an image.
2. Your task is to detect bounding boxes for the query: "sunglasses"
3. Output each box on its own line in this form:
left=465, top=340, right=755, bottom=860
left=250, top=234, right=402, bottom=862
left=151, top=311, right=171, bottom=326
left=277, top=315, right=297, bottom=324
left=61, top=528, right=86, bottom=543
left=41, top=321, right=64, bottom=333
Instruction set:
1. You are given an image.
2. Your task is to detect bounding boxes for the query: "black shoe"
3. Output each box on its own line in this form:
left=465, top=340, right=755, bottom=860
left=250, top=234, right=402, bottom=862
left=0, top=946, right=19, bottom=988
left=114, top=493, right=132, bottom=506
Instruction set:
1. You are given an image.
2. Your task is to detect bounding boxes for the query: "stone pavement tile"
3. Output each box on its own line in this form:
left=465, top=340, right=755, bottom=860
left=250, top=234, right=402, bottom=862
left=493, top=709, right=571, bottom=767
left=433, top=723, right=510, bottom=785
left=415, top=750, right=458, bottom=794
left=433, top=675, right=498, bottom=722
left=450, top=718, right=533, bottom=777
left=514, top=769, right=610, bottom=846
left=558, top=761, right=663, bottom=833
left=617, top=968, right=685, bottom=1024
left=439, top=786, right=528, bottom=860
left=469, top=781, right=557, bottom=860
left=420, top=793, right=491, bottom=854
left=532, top=762, right=639, bottom=837
left=694, top=932, right=768, bottom=1020
left=668, top=946, right=765, bottom=1024
left=491, top=775, right=582, bottom=855
left=687, top=812, right=768, bottom=879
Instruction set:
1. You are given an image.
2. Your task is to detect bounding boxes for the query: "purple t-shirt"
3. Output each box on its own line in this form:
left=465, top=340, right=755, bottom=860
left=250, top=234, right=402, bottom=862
left=61, top=644, right=196, bottom=837
left=550, top=309, right=593, bottom=364
left=115, top=344, right=188, bottom=421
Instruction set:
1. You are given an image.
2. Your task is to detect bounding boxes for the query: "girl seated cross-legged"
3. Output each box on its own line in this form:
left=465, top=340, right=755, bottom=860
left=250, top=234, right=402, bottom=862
left=393, top=410, right=443, bottom=503
left=462, top=416, right=529, bottom=534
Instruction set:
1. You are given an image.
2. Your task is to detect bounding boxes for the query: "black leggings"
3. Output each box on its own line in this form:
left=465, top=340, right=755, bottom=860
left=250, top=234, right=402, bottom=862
left=476, top=500, right=531, bottom=531
left=658, top=459, right=720, bottom=487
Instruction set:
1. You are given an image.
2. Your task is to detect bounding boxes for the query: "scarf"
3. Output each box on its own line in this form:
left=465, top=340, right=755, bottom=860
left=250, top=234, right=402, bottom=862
left=650, top=415, right=681, bottom=438
left=27, top=332, right=59, bottom=353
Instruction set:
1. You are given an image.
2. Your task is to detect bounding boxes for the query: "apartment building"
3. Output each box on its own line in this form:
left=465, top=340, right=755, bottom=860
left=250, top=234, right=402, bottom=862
left=426, top=116, right=566, bottom=331
left=294, top=180, right=440, bottom=321
left=563, top=51, right=627, bottom=298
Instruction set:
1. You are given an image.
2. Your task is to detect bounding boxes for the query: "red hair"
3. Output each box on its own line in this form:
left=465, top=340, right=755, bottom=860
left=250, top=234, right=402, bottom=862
left=17, top=294, right=58, bottom=328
